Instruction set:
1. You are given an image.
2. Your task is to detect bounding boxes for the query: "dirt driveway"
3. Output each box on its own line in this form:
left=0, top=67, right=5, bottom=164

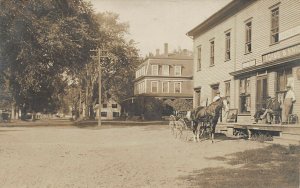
left=0, top=123, right=267, bottom=187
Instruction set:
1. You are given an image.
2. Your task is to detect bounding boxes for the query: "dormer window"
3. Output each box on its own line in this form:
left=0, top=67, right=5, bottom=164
left=151, top=65, right=158, bottom=75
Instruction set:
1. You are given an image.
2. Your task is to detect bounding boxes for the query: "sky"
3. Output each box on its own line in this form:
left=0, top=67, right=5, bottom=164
left=89, top=0, right=232, bottom=57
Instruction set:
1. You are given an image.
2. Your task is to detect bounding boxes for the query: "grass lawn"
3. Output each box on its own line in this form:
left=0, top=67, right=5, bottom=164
left=181, top=144, right=300, bottom=188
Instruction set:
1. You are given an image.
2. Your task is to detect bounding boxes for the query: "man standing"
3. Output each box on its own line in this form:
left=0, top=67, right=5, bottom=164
left=282, top=85, right=296, bottom=124
left=213, top=91, right=221, bottom=102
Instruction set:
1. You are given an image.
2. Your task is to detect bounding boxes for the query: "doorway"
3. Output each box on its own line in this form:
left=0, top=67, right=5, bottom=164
left=256, top=75, right=268, bottom=110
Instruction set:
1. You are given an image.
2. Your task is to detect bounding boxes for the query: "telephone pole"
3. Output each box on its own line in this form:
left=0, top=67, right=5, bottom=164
left=91, top=47, right=108, bottom=126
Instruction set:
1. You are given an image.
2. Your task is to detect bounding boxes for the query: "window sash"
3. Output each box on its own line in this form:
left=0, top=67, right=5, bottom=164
left=225, top=33, right=231, bottom=60
left=162, top=82, right=169, bottom=93
left=210, top=41, right=215, bottom=66
left=174, top=66, right=182, bottom=76
left=162, top=65, right=169, bottom=76
left=174, top=82, right=181, bottom=93
left=197, top=47, right=201, bottom=71
left=245, top=22, right=252, bottom=53
left=151, top=81, right=158, bottom=93
left=271, top=8, right=279, bottom=43
left=151, top=65, right=158, bottom=75
left=276, top=69, right=292, bottom=92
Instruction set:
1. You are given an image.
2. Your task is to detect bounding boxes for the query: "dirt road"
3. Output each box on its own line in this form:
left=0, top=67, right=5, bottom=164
left=0, top=123, right=267, bottom=187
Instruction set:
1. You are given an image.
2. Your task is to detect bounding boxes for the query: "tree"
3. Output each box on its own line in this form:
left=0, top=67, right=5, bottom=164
left=95, top=12, right=140, bottom=103
left=75, top=12, right=141, bottom=119
left=0, top=0, right=100, bottom=116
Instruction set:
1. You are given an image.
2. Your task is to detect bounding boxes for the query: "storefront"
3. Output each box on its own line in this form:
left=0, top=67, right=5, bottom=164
left=231, top=44, right=300, bottom=123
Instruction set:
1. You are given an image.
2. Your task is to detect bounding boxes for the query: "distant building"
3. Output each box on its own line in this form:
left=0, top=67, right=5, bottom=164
left=124, top=43, right=193, bottom=120
left=187, top=0, right=300, bottom=123
left=94, top=98, right=121, bottom=120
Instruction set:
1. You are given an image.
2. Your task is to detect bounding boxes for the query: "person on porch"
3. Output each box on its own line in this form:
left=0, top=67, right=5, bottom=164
left=282, top=85, right=296, bottom=124
left=253, top=96, right=272, bottom=124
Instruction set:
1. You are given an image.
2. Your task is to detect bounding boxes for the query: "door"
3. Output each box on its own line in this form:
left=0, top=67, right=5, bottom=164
left=256, top=76, right=268, bottom=110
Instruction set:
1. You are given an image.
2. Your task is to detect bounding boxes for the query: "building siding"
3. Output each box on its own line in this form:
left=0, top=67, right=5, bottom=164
left=191, top=0, right=300, bottom=122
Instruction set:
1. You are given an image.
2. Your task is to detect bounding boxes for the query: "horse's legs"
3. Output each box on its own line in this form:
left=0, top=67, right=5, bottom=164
left=211, top=121, right=217, bottom=143
left=199, top=122, right=205, bottom=137
left=196, top=123, right=201, bottom=142
left=192, top=121, right=198, bottom=142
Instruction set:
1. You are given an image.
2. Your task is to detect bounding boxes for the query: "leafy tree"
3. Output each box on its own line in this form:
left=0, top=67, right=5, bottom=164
left=0, top=0, right=100, bottom=116
left=76, top=12, right=140, bottom=119
left=95, top=12, right=140, bottom=103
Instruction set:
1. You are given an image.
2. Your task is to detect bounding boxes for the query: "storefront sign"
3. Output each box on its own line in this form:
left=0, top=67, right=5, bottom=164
left=262, top=44, right=300, bottom=63
left=279, top=25, right=300, bottom=41
left=242, top=59, right=256, bottom=69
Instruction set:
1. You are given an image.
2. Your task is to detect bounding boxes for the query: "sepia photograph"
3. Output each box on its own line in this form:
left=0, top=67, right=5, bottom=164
left=0, top=0, right=300, bottom=187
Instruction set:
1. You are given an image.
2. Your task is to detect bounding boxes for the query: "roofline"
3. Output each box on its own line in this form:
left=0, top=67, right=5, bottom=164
left=134, top=75, right=193, bottom=82
left=186, top=0, right=256, bottom=38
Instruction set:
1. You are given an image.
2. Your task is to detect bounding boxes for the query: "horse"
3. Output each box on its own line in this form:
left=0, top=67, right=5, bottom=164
left=187, top=97, right=229, bottom=143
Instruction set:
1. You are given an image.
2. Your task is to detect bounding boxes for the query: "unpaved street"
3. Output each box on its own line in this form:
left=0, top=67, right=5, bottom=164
left=0, top=123, right=267, bottom=187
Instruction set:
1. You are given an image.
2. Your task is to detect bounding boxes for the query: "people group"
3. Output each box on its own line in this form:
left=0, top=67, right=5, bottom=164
left=253, top=85, right=296, bottom=125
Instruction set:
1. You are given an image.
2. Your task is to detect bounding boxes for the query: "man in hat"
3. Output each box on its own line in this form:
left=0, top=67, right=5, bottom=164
left=282, top=85, right=296, bottom=124
left=213, top=91, right=221, bottom=102
left=260, top=96, right=273, bottom=124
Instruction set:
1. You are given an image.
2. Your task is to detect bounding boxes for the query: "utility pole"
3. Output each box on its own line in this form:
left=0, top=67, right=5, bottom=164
left=91, top=47, right=108, bottom=126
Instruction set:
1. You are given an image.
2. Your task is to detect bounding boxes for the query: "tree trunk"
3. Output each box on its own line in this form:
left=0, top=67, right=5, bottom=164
left=11, top=103, right=15, bottom=120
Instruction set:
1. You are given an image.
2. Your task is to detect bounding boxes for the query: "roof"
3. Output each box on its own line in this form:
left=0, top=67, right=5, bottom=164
left=187, top=0, right=256, bottom=38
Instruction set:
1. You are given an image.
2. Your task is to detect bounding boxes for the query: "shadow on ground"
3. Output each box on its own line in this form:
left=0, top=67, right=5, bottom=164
left=179, top=144, right=300, bottom=188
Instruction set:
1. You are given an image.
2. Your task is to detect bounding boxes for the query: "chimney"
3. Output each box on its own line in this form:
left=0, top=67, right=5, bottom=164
left=156, top=49, right=160, bottom=56
left=164, top=43, right=168, bottom=56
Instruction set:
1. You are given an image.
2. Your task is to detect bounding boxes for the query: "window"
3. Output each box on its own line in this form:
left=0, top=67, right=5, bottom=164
left=113, top=112, right=119, bottom=117
left=101, top=112, right=107, bottom=117
left=225, top=81, right=230, bottom=105
left=162, top=81, right=169, bottom=93
left=195, top=89, right=201, bottom=107
left=151, top=81, right=158, bottom=93
left=174, top=65, right=182, bottom=76
left=210, top=40, right=215, bottom=66
left=197, top=46, right=201, bottom=71
left=151, top=65, right=158, bottom=75
left=102, top=104, right=107, bottom=108
left=174, top=82, right=181, bottom=93
left=240, top=78, right=251, bottom=113
left=162, top=65, right=169, bottom=76
left=138, top=81, right=145, bottom=94
left=225, top=32, right=231, bottom=60
left=271, top=7, right=279, bottom=44
left=245, top=21, right=252, bottom=53
left=276, top=68, right=292, bottom=103
left=112, top=104, right=118, bottom=108
left=211, top=84, right=219, bottom=101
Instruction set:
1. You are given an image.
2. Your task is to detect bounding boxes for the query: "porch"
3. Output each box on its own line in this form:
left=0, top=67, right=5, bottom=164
left=217, top=122, right=300, bottom=145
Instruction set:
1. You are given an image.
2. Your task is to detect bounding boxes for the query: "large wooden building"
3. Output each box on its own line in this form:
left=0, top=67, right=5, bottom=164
left=187, top=0, right=300, bottom=123
left=124, top=43, right=193, bottom=119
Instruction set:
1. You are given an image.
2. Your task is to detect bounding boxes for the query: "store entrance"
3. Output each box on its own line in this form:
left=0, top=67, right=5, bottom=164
left=256, top=75, right=268, bottom=110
